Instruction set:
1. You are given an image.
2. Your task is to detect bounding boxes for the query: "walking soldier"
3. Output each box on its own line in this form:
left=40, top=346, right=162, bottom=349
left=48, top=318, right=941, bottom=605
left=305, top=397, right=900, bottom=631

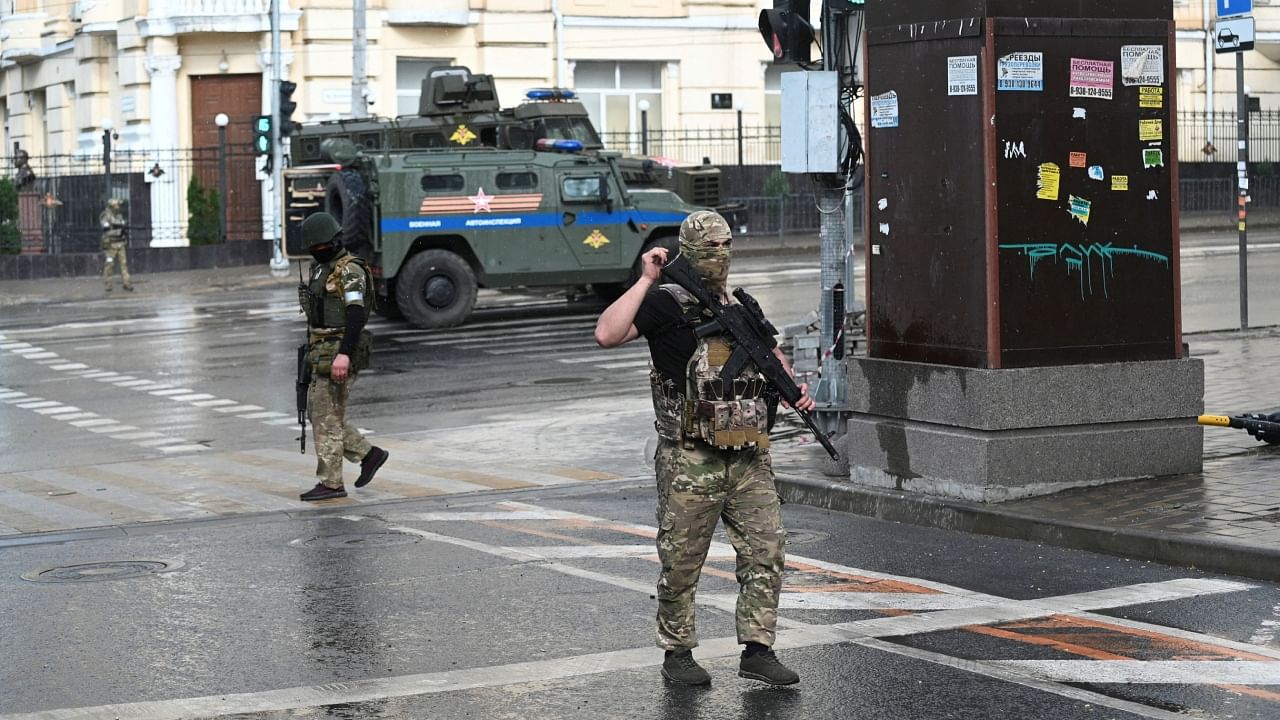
left=297, top=212, right=389, bottom=501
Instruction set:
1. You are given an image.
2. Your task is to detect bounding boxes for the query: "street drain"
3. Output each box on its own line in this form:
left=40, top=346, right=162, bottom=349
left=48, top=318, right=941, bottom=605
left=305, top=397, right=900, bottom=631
left=295, top=532, right=423, bottom=549
left=22, top=559, right=183, bottom=584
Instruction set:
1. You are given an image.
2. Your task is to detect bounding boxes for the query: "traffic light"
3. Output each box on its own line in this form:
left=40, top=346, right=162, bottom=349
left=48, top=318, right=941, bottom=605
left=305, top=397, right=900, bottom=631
left=252, top=114, right=272, bottom=155
left=278, top=80, right=298, bottom=138
left=758, top=1, right=813, bottom=65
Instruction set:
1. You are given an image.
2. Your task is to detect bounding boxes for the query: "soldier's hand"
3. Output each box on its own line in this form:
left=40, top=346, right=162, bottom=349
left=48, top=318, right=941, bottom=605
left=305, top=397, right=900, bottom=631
left=783, top=382, right=817, bottom=412
left=331, top=353, right=351, bottom=383
left=640, top=246, right=668, bottom=283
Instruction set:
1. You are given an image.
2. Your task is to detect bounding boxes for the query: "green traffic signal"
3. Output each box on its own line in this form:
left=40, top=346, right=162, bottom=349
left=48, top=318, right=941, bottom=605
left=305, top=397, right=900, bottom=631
left=252, top=114, right=273, bottom=156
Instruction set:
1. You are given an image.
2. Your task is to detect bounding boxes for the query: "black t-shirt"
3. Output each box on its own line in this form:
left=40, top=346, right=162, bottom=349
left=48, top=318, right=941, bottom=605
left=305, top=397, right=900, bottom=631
left=633, top=286, right=777, bottom=390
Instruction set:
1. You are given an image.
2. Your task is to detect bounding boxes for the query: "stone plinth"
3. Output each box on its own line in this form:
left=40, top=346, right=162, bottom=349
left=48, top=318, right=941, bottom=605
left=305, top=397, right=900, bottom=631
left=844, top=357, right=1204, bottom=502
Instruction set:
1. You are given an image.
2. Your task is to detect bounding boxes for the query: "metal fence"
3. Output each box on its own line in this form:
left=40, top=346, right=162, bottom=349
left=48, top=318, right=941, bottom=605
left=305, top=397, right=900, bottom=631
left=3, top=146, right=262, bottom=255
left=1177, top=111, right=1280, bottom=164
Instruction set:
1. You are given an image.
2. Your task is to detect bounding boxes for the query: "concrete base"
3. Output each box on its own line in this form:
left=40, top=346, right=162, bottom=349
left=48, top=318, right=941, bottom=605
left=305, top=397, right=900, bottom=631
left=844, top=357, right=1205, bottom=502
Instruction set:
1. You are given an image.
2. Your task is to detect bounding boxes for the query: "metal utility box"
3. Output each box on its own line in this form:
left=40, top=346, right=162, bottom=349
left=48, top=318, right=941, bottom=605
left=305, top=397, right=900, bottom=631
left=864, top=1, right=1180, bottom=368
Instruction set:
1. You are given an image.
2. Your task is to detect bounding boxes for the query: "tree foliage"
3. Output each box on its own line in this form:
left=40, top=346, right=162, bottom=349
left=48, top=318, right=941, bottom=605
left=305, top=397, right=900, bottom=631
left=186, top=175, right=222, bottom=246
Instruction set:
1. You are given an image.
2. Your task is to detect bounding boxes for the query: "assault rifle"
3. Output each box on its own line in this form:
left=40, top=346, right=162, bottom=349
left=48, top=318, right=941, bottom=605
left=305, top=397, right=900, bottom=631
left=662, top=253, right=841, bottom=461
left=296, top=263, right=311, bottom=453
left=1199, top=413, right=1280, bottom=445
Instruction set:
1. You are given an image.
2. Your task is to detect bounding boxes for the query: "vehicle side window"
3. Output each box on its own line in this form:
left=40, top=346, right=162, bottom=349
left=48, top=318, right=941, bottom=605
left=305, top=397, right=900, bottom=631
left=422, top=174, right=465, bottom=192
left=561, top=175, right=605, bottom=202
left=496, top=172, right=537, bottom=190
left=410, top=133, right=445, bottom=148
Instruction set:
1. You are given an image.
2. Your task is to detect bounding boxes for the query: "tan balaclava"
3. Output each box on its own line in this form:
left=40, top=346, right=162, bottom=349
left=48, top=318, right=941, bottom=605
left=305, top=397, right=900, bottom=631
left=678, top=210, right=733, bottom=295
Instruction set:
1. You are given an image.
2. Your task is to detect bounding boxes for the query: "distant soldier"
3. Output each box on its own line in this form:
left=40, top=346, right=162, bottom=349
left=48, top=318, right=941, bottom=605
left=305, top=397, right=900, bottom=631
left=100, top=198, right=132, bottom=292
left=297, top=212, right=389, bottom=501
left=594, top=210, right=813, bottom=687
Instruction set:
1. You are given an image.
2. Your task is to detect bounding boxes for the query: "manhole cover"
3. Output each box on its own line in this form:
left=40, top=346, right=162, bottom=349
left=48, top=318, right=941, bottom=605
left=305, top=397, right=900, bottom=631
left=22, top=559, right=183, bottom=583
left=293, top=532, right=423, bottom=549
left=784, top=529, right=829, bottom=546
left=529, top=376, right=593, bottom=386
left=711, top=529, right=828, bottom=546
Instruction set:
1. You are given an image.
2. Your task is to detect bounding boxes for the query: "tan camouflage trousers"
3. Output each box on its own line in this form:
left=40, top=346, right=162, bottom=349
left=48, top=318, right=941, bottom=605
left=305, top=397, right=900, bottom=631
left=102, top=242, right=130, bottom=289
left=309, top=374, right=373, bottom=489
left=653, top=437, right=784, bottom=650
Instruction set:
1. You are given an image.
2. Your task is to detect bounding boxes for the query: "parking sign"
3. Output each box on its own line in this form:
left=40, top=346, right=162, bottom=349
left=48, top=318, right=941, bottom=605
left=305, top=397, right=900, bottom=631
left=1218, top=0, right=1252, bottom=18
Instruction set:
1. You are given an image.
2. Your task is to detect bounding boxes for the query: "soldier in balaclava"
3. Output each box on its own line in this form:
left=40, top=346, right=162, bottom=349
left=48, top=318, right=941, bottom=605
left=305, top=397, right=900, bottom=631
left=100, top=198, right=132, bottom=292
left=297, top=212, right=389, bottom=501
left=593, top=210, right=815, bottom=687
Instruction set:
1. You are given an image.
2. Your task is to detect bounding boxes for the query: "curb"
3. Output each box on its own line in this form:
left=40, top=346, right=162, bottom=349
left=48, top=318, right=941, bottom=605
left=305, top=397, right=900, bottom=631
left=775, top=473, right=1280, bottom=583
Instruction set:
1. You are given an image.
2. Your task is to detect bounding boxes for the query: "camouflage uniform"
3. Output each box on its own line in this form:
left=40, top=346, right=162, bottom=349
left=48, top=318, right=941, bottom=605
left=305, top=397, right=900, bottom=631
left=645, top=210, right=786, bottom=652
left=100, top=200, right=132, bottom=291
left=302, top=225, right=375, bottom=490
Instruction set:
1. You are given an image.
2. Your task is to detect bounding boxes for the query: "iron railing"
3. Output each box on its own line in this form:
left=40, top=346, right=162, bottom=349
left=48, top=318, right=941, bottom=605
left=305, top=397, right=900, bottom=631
left=2, top=147, right=263, bottom=254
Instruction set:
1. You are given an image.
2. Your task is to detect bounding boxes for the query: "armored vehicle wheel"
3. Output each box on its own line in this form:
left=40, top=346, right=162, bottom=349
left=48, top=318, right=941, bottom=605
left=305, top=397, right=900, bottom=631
left=396, top=250, right=478, bottom=328
left=325, top=170, right=375, bottom=259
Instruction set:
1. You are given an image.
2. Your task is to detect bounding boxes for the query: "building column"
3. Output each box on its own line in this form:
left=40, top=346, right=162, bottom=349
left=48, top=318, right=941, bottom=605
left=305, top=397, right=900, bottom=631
left=144, top=54, right=184, bottom=247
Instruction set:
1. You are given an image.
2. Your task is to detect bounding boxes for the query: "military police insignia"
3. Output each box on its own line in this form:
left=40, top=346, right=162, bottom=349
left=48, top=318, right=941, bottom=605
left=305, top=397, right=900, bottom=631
left=584, top=229, right=611, bottom=249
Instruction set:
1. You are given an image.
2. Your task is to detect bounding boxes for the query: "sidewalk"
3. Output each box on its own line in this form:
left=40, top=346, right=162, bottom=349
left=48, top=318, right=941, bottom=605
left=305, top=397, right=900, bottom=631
left=776, top=325, right=1280, bottom=583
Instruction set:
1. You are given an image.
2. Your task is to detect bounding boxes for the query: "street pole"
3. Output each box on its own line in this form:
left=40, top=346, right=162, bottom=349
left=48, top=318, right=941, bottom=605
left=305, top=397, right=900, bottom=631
left=1237, top=52, right=1249, bottom=331
left=639, top=100, right=649, bottom=156
left=814, top=1, right=850, bottom=464
left=268, top=0, right=288, bottom=275
left=352, top=0, right=368, bottom=119
left=101, top=125, right=112, bottom=209
left=216, top=113, right=229, bottom=244
left=736, top=106, right=744, bottom=166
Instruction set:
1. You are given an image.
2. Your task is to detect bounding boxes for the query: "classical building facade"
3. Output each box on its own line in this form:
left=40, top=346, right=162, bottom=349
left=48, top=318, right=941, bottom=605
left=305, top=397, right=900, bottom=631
left=0, top=1, right=1277, bottom=245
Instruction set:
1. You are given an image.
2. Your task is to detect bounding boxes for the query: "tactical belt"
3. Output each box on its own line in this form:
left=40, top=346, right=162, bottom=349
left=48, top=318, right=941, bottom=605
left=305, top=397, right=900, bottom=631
left=308, top=328, right=344, bottom=342
left=654, top=379, right=768, bottom=402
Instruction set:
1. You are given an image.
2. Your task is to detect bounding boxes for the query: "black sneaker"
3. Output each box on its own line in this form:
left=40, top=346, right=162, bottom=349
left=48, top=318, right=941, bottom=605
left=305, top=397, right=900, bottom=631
left=355, top=447, right=388, bottom=488
left=739, top=647, right=799, bottom=686
left=661, top=649, right=711, bottom=686
left=123, top=285, right=134, bottom=292
left=300, top=483, right=347, bottom=501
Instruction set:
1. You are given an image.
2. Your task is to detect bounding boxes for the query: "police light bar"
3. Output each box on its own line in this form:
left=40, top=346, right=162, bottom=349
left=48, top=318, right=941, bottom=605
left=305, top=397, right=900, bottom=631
left=536, top=139, right=584, bottom=152
left=526, top=88, right=577, bottom=101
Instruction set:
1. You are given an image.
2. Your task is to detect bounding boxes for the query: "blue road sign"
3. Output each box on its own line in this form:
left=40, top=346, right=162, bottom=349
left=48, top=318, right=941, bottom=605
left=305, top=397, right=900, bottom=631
left=1218, top=0, right=1253, bottom=18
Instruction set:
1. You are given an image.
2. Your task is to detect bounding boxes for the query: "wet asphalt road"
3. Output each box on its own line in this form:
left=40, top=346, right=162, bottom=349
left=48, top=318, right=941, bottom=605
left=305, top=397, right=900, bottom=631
left=1, top=481, right=1279, bottom=719
left=2, top=248, right=1280, bottom=717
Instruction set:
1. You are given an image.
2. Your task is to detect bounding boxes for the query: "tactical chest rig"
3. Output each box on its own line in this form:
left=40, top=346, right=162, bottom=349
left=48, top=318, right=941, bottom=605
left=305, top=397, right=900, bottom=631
left=299, top=254, right=373, bottom=374
left=650, top=284, right=772, bottom=451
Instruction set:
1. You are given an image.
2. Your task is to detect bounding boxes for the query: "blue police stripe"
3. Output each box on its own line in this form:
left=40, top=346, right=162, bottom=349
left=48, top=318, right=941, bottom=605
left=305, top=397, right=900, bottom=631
left=381, top=209, right=689, bottom=234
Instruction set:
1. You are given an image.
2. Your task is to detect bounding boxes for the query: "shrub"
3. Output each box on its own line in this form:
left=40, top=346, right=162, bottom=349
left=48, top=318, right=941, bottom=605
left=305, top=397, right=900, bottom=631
left=186, top=175, right=222, bottom=246
left=763, top=169, right=790, bottom=198
left=0, top=177, right=20, bottom=255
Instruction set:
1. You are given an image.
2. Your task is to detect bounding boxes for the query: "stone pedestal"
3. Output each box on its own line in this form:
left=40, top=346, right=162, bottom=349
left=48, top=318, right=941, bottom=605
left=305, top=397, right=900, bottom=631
left=17, top=192, right=44, bottom=254
left=844, top=357, right=1204, bottom=503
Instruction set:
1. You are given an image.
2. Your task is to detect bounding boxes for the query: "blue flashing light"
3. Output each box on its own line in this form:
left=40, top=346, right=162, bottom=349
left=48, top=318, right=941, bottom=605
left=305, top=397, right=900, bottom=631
left=536, top=139, right=584, bottom=153
left=526, top=88, right=578, bottom=101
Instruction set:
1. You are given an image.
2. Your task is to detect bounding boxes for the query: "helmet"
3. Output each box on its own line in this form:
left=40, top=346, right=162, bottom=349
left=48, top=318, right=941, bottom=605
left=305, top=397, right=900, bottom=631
left=301, top=212, right=342, bottom=248
left=107, top=198, right=124, bottom=209
left=678, top=210, right=732, bottom=288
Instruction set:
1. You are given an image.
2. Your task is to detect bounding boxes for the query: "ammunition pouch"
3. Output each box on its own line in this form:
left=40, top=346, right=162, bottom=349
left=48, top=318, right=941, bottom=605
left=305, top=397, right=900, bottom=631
left=307, top=330, right=372, bottom=377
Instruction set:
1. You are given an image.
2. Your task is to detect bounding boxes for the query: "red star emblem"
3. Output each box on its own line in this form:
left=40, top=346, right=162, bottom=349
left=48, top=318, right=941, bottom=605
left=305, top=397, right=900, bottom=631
left=469, top=187, right=493, bottom=213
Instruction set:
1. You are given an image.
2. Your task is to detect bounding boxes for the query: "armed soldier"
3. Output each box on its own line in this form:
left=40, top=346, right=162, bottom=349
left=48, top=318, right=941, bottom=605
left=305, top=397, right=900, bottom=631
left=297, top=212, right=389, bottom=501
left=594, top=210, right=814, bottom=687
left=100, top=198, right=133, bottom=292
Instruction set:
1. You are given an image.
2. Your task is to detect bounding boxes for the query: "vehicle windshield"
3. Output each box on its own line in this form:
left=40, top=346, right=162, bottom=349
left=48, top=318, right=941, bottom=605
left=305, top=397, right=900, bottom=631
left=536, top=118, right=602, bottom=148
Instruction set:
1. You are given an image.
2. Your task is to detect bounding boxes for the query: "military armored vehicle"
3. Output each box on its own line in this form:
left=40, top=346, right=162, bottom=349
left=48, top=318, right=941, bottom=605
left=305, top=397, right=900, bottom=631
left=289, top=66, right=746, bottom=232
left=281, top=137, right=698, bottom=329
